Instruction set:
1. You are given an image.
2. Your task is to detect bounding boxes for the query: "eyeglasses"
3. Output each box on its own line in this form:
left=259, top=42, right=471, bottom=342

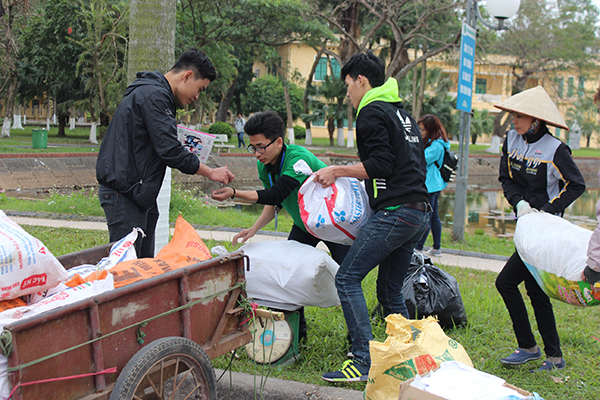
left=247, top=138, right=278, bottom=154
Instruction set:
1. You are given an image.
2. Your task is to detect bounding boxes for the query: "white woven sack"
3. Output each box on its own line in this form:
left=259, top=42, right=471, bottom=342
left=0, top=210, right=69, bottom=300
left=241, top=241, right=340, bottom=308
left=515, top=212, right=591, bottom=281
left=296, top=162, right=372, bottom=246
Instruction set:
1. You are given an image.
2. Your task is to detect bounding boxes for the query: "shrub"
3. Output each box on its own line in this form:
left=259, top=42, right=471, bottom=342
left=208, top=122, right=235, bottom=140
left=293, top=125, right=306, bottom=140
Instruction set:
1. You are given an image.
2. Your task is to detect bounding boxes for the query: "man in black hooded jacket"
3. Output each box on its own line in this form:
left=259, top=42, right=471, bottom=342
left=96, top=49, right=234, bottom=258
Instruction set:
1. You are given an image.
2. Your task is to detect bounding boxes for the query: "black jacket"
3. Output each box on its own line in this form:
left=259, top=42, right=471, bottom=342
left=96, top=71, right=200, bottom=211
left=499, top=125, right=585, bottom=215
left=356, top=101, right=429, bottom=211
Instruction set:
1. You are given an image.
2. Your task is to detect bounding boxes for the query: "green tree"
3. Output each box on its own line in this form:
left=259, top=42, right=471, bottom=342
left=18, top=0, right=87, bottom=137
left=73, top=0, right=128, bottom=126
left=176, top=0, right=332, bottom=123
left=1, top=0, right=29, bottom=138
left=301, top=75, right=347, bottom=147
left=567, top=95, right=599, bottom=148
left=485, top=0, right=600, bottom=138
left=243, top=75, right=303, bottom=129
left=470, top=109, right=494, bottom=145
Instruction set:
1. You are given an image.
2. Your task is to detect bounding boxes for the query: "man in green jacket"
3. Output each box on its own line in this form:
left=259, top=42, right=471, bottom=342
left=212, top=111, right=349, bottom=341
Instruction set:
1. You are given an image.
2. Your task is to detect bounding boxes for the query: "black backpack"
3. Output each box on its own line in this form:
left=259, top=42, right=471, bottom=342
left=434, top=149, right=458, bottom=183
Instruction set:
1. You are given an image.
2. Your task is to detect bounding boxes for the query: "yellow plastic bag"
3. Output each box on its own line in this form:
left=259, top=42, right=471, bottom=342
left=364, top=315, right=472, bottom=400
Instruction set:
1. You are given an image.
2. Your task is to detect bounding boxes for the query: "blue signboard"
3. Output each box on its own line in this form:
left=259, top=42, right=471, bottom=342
left=456, top=23, right=477, bottom=113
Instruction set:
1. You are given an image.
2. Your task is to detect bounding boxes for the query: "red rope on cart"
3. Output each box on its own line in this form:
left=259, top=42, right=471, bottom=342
left=7, top=367, right=117, bottom=399
left=239, top=302, right=259, bottom=326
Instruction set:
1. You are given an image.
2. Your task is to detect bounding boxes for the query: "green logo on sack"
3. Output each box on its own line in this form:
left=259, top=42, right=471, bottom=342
left=435, top=349, right=456, bottom=364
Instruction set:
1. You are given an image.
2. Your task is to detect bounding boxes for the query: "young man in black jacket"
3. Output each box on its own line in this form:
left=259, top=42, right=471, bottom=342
left=96, top=49, right=233, bottom=258
left=313, top=51, right=431, bottom=382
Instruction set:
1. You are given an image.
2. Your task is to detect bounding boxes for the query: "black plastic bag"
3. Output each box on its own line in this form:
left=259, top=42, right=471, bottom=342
left=402, top=252, right=468, bottom=329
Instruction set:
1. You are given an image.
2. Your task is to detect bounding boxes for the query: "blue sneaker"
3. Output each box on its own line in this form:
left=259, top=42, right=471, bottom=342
left=322, top=360, right=369, bottom=382
left=500, top=348, right=542, bottom=365
left=531, top=358, right=566, bottom=372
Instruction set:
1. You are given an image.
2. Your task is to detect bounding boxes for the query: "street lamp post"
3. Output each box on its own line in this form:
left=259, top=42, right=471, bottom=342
left=452, top=0, right=520, bottom=241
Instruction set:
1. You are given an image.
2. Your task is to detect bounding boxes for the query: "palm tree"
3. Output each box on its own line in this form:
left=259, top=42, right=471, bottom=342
left=301, top=76, right=347, bottom=147
left=470, top=109, right=494, bottom=145
left=567, top=95, right=598, bottom=148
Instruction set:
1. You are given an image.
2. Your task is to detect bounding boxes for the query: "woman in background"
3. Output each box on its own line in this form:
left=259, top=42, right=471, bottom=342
left=414, top=114, right=450, bottom=256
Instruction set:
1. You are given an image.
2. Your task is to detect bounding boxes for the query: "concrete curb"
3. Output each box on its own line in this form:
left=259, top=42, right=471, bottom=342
left=215, top=369, right=364, bottom=400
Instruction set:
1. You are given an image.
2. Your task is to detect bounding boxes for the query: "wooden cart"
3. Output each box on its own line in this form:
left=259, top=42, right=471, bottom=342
left=3, top=243, right=252, bottom=400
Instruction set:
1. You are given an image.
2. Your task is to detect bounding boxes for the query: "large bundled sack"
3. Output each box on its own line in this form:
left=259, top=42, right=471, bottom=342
left=515, top=212, right=600, bottom=307
left=0, top=210, right=69, bottom=300
left=241, top=241, right=340, bottom=307
left=296, top=160, right=372, bottom=246
left=402, top=253, right=468, bottom=329
left=110, top=215, right=212, bottom=288
left=26, top=228, right=140, bottom=304
left=365, top=315, right=472, bottom=400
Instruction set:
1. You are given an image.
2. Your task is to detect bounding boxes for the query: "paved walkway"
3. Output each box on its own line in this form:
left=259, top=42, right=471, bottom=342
left=9, top=215, right=507, bottom=273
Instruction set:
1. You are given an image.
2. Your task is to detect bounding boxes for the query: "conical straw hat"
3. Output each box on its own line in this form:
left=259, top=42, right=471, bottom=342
left=493, top=85, right=569, bottom=131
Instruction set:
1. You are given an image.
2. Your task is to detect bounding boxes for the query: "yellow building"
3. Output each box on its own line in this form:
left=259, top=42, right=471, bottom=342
left=255, top=43, right=600, bottom=148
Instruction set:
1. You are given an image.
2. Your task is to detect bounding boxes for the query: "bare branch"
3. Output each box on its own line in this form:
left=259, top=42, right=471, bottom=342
left=392, top=33, right=460, bottom=80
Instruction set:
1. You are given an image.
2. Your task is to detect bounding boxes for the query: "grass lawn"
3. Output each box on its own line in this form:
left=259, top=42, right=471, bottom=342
left=4, top=188, right=599, bottom=399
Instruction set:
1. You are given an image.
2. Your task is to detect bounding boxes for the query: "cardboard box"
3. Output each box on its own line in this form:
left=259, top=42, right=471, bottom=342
left=398, top=373, right=532, bottom=400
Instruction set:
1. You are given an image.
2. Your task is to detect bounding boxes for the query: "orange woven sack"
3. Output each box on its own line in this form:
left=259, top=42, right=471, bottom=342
left=111, top=215, right=211, bottom=288
left=156, top=215, right=211, bottom=267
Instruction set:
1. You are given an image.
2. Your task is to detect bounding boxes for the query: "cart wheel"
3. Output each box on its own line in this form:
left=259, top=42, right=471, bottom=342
left=109, top=337, right=216, bottom=400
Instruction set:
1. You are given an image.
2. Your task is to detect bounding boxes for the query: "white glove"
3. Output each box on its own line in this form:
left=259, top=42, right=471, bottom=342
left=516, top=200, right=534, bottom=218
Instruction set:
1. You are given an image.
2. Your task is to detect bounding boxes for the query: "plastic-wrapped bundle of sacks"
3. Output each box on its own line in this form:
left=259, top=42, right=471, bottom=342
left=241, top=240, right=340, bottom=308
left=515, top=212, right=600, bottom=306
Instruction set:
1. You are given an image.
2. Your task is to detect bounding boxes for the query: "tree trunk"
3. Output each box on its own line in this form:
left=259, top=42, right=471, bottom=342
left=284, top=80, right=294, bottom=144
left=336, top=98, right=345, bottom=147
left=216, top=80, right=237, bottom=122
left=1, top=73, right=17, bottom=138
left=129, top=0, right=176, bottom=256
left=346, top=102, right=354, bottom=148
left=328, top=118, right=335, bottom=146
left=57, top=111, right=69, bottom=137
left=128, top=0, right=176, bottom=83
left=414, top=49, right=427, bottom=120
left=411, top=48, right=418, bottom=114
left=303, top=45, right=326, bottom=146
left=492, top=111, right=511, bottom=138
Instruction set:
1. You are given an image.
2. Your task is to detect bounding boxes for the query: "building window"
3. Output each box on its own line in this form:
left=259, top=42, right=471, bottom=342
left=254, top=68, right=260, bottom=78
left=314, top=58, right=328, bottom=81
left=578, top=76, right=585, bottom=97
left=475, top=78, right=487, bottom=94
left=331, top=58, right=340, bottom=78
left=567, top=76, right=575, bottom=97
left=314, top=57, right=341, bottom=81
left=557, top=77, right=564, bottom=98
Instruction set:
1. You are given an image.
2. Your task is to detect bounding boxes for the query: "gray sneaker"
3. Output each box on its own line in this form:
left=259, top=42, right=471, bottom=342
left=427, top=248, right=442, bottom=256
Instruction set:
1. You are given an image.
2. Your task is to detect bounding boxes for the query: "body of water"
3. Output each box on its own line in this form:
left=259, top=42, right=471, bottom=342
left=438, top=188, right=599, bottom=237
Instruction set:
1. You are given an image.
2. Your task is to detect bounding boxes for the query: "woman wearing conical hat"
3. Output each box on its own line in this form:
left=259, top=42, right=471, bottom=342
left=493, top=86, right=586, bottom=372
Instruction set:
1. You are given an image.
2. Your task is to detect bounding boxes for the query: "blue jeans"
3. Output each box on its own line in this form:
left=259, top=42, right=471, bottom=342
left=237, top=131, right=245, bottom=148
left=415, top=191, right=441, bottom=250
left=99, top=185, right=158, bottom=258
left=336, top=206, right=430, bottom=366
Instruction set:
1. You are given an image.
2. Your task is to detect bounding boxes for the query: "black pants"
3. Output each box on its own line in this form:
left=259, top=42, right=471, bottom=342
left=99, top=185, right=159, bottom=258
left=287, top=225, right=351, bottom=342
left=495, top=251, right=562, bottom=357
